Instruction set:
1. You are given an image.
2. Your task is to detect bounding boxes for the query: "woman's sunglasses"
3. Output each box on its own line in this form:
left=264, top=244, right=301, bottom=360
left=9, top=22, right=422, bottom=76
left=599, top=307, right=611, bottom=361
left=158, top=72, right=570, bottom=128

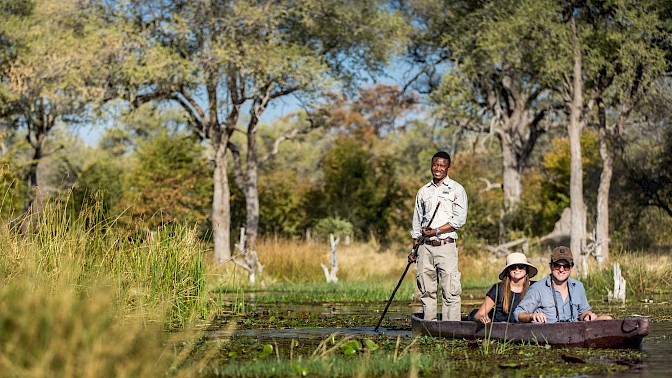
left=509, top=264, right=527, bottom=271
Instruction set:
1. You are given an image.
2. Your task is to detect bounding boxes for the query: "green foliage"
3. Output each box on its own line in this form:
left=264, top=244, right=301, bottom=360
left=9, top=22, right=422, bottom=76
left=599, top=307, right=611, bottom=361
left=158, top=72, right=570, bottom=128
left=257, top=168, right=312, bottom=237
left=120, top=131, right=213, bottom=230
left=0, top=0, right=130, bottom=213
left=507, top=132, right=603, bottom=236
left=313, top=217, right=354, bottom=241
left=70, top=156, right=126, bottom=219
left=0, top=161, right=25, bottom=218
left=0, top=279, right=172, bottom=377
left=225, top=281, right=416, bottom=303
left=0, top=197, right=209, bottom=328
left=424, top=0, right=566, bottom=125
left=0, top=196, right=211, bottom=376
left=448, top=149, right=503, bottom=244
left=317, top=137, right=405, bottom=241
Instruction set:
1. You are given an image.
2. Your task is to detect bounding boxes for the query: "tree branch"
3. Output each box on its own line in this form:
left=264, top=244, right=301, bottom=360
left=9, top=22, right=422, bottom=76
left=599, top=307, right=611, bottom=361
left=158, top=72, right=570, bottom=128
left=478, top=177, right=503, bottom=194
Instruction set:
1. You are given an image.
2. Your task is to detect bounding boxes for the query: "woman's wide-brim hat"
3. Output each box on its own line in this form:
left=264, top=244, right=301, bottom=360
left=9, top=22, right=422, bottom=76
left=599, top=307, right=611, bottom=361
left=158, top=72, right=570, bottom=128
left=499, top=252, right=538, bottom=280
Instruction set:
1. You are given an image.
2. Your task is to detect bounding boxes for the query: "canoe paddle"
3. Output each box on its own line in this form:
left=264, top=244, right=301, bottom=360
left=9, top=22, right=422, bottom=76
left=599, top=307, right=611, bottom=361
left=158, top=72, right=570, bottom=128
left=374, top=202, right=441, bottom=332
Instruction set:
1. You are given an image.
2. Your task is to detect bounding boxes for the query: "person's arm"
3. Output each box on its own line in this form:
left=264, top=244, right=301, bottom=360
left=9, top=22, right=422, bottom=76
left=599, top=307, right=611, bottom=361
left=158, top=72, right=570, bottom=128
left=411, top=191, right=424, bottom=240
left=408, top=191, right=423, bottom=263
left=580, top=310, right=613, bottom=321
left=450, top=185, right=468, bottom=232
left=514, top=286, right=546, bottom=323
left=573, top=281, right=609, bottom=321
left=408, top=238, right=420, bottom=263
left=474, top=296, right=495, bottom=324
left=517, top=312, right=547, bottom=323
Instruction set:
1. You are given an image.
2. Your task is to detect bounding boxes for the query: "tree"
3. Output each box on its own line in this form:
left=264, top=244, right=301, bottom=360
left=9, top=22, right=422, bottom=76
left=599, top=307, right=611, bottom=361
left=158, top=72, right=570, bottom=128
left=0, top=0, right=34, bottom=102
left=540, top=0, right=672, bottom=273
left=0, top=0, right=122, bottom=227
left=308, top=84, right=422, bottom=243
left=621, top=88, right=672, bottom=220
left=101, top=0, right=407, bottom=269
left=325, top=84, right=418, bottom=145
left=402, top=0, right=562, bottom=238
left=580, top=0, right=671, bottom=268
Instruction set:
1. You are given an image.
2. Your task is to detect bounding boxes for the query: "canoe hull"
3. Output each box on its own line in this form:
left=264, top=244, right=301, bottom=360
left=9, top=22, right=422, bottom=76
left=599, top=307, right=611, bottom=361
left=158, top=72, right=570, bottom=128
left=411, top=313, right=650, bottom=349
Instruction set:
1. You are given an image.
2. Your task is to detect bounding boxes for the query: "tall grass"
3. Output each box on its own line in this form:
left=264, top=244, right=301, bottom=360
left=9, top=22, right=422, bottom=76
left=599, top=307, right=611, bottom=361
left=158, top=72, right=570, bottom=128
left=583, top=249, right=672, bottom=299
left=238, top=237, right=502, bottom=288
left=0, top=198, right=211, bottom=376
left=255, top=237, right=411, bottom=284
left=231, top=236, right=672, bottom=303
left=0, top=199, right=209, bottom=327
left=1, top=196, right=668, bottom=376
left=0, top=276, right=172, bottom=377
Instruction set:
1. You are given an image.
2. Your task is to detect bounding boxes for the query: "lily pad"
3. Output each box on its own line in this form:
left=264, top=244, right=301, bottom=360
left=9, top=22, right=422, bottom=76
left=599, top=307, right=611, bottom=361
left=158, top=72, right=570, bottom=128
left=365, top=339, right=379, bottom=351
left=342, top=346, right=357, bottom=356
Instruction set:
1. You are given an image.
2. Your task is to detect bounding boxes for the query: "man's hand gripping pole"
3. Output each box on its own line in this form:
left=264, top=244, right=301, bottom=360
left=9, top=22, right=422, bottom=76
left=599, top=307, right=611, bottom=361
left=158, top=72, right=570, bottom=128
left=408, top=202, right=441, bottom=263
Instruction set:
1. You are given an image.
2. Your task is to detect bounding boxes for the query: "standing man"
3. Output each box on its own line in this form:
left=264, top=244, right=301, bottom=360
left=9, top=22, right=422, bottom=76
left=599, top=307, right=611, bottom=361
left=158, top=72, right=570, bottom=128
left=408, top=151, right=468, bottom=321
left=514, top=246, right=612, bottom=323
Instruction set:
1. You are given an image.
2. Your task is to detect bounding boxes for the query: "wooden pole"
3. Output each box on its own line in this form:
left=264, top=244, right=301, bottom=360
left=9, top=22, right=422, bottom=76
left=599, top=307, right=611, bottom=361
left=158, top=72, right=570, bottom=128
left=374, top=202, right=441, bottom=332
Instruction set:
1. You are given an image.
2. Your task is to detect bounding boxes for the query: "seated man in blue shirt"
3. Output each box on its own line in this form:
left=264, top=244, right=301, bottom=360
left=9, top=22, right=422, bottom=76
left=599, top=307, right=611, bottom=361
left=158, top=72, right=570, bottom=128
left=514, top=246, right=612, bottom=323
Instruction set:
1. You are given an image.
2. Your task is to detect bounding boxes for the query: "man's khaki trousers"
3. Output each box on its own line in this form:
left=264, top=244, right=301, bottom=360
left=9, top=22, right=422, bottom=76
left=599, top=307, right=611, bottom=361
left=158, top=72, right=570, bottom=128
left=416, top=242, right=462, bottom=321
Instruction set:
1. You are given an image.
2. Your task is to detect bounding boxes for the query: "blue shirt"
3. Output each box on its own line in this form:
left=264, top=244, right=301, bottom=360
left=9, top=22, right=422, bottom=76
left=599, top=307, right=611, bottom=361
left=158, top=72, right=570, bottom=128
left=513, top=275, right=591, bottom=323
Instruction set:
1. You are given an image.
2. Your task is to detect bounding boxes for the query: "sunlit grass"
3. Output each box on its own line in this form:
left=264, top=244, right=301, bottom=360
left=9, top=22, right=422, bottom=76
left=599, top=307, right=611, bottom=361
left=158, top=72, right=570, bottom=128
left=217, top=236, right=672, bottom=305
left=0, top=199, right=209, bottom=328
left=0, top=198, right=211, bottom=376
left=256, top=237, right=413, bottom=283
left=0, top=275, right=172, bottom=377
left=228, top=237, right=518, bottom=290
left=1, top=196, right=670, bottom=377
left=584, top=249, right=672, bottom=299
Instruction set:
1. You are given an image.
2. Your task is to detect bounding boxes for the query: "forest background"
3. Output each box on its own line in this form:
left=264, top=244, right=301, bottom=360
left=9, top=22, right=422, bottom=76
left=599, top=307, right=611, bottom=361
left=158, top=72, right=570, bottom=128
left=2, top=0, right=672, bottom=375
left=2, top=0, right=672, bottom=314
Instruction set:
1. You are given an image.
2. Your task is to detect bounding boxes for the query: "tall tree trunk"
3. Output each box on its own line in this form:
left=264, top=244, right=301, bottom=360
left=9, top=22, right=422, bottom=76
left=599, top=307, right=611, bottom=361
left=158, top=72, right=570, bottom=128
left=244, top=165, right=260, bottom=252
left=241, top=124, right=261, bottom=284
left=489, top=76, right=547, bottom=231
left=23, top=144, right=42, bottom=213
left=501, top=141, right=523, bottom=212
left=21, top=125, right=47, bottom=232
left=244, top=108, right=261, bottom=254
left=212, top=141, right=231, bottom=263
left=568, top=15, right=587, bottom=276
left=595, top=99, right=611, bottom=268
left=228, top=102, right=266, bottom=283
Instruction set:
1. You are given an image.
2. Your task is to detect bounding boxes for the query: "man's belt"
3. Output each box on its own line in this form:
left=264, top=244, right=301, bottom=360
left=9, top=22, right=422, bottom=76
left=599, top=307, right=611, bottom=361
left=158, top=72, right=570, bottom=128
left=424, top=238, right=455, bottom=246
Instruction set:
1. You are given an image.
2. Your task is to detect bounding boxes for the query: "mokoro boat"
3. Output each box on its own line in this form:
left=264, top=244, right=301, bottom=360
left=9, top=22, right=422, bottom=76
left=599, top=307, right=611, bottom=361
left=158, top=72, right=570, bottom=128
left=411, top=313, right=650, bottom=349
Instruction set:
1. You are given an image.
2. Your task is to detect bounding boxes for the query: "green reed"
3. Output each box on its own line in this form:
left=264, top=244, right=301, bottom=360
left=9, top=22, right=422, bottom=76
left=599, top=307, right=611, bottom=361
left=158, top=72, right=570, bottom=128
left=0, top=276, right=175, bottom=377
left=0, top=197, right=209, bottom=328
left=233, top=280, right=417, bottom=303
left=0, top=197, right=212, bottom=376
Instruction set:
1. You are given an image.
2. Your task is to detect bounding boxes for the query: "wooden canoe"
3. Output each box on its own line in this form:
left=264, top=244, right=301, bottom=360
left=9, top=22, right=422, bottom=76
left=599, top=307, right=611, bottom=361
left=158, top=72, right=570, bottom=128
left=410, top=313, right=650, bottom=349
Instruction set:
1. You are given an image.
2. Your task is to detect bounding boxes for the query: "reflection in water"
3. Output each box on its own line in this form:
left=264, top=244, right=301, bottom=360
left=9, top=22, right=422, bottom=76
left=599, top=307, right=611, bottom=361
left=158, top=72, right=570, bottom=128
left=609, top=321, right=672, bottom=378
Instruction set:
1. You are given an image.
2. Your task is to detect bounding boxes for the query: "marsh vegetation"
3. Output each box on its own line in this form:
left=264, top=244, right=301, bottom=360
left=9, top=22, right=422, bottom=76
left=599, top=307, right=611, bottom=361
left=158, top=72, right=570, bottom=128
left=1, top=203, right=670, bottom=377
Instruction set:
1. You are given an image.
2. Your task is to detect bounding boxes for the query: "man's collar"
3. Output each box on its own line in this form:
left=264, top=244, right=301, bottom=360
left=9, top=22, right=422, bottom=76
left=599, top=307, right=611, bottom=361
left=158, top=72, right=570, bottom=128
left=428, top=177, right=451, bottom=188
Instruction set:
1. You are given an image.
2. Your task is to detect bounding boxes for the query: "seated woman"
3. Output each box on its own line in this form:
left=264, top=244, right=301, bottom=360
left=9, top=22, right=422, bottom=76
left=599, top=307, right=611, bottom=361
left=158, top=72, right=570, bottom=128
left=472, top=252, right=537, bottom=324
